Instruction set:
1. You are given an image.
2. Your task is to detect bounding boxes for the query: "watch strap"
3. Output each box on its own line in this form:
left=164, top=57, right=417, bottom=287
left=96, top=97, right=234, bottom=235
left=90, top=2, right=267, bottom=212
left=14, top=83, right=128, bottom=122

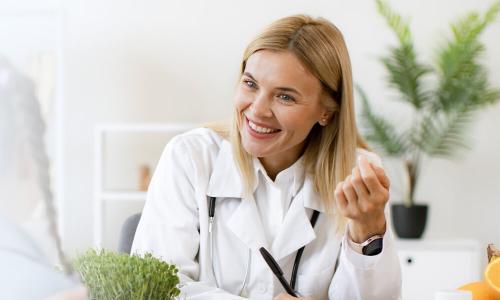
left=348, top=234, right=384, bottom=256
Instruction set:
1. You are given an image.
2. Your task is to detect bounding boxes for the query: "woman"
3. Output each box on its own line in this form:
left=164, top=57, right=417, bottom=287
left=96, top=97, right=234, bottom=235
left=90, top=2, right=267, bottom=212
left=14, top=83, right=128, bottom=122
left=132, top=15, right=401, bottom=299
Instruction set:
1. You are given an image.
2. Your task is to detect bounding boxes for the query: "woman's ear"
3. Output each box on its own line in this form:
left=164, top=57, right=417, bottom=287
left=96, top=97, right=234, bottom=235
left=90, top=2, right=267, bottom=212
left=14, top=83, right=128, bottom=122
left=318, top=90, right=339, bottom=126
left=318, top=111, right=334, bottom=126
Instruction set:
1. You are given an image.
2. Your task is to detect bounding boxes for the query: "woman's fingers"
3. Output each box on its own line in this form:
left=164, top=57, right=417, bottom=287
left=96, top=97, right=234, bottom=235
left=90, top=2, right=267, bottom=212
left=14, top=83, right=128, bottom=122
left=335, top=181, right=348, bottom=208
left=335, top=179, right=360, bottom=218
left=337, top=156, right=391, bottom=241
left=358, top=156, right=383, bottom=194
left=342, top=175, right=358, bottom=203
left=336, top=157, right=391, bottom=221
left=358, top=155, right=390, bottom=190
left=350, top=167, right=369, bottom=199
left=343, top=176, right=361, bottom=218
left=335, top=181, right=353, bottom=217
left=371, top=164, right=390, bottom=189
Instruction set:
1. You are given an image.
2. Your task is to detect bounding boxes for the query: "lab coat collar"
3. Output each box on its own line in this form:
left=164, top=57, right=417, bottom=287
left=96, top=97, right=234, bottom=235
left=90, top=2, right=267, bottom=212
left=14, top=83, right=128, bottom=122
left=205, top=139, right=326, bottom=255
left=251, top=155, right=305, bottom=199
left=206, top=140, right=244, bottom=198
left=252, top=156, right=326, bottom=215
left=301, top=176, right=326, bottom=213
left=206, top=140, right=310, bottom=200
left=251, top=155, right=326, bottom=215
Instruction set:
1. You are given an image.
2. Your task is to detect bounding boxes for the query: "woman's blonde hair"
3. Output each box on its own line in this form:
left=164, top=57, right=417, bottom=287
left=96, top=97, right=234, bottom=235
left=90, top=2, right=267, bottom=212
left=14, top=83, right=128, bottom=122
left=209, top=15, right=368, bottom=229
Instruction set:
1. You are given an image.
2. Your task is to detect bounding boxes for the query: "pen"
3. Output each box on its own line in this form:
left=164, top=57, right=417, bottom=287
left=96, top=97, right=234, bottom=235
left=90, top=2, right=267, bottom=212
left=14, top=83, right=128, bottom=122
left=259, top=247, right=298, bottom=297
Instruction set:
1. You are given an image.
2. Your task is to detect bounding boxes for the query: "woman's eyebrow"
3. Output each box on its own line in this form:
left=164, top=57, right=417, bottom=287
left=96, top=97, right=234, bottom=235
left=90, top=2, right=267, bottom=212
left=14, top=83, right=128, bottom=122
left=275, top=86, right=301, bottom=96
left=243, top=72, right=302, bottom=96
left=243, top=72, right=258, bottom=82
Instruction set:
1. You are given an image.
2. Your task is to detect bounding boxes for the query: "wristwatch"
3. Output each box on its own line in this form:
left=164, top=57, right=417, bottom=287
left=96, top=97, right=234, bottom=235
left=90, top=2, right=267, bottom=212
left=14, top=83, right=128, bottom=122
left=348, top=234, right=384, bottom=256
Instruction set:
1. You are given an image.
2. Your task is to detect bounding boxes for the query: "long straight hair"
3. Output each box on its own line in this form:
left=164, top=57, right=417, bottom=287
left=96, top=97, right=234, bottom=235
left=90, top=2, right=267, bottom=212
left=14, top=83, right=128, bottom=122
left=211, top=15, right=368, bottom=230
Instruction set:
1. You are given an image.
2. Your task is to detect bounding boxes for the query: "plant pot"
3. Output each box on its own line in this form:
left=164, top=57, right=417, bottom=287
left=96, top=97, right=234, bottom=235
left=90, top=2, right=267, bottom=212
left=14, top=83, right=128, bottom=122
left=391, top=204, right=428, bottom=239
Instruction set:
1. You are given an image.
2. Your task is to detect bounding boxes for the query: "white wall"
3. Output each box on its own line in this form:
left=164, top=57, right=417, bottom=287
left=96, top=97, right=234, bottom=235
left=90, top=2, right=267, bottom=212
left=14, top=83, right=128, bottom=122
left=4, top=0, right=499, bottom=264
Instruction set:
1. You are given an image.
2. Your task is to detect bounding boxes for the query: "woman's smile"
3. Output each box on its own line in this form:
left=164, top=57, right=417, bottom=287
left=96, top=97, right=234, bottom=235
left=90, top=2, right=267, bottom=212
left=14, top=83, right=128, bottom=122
left=245, top=115, right=281, bottom=139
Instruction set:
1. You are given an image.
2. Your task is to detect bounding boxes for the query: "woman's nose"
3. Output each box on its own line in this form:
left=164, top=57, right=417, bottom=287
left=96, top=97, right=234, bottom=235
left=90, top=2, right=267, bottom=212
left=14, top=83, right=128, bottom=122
left=251, top=93, right=273, bottom=118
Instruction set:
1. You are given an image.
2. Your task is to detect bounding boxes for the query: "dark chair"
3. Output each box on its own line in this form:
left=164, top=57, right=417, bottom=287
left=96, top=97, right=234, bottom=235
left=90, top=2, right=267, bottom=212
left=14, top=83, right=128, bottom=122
left=118, top=213, right=142, bottom=254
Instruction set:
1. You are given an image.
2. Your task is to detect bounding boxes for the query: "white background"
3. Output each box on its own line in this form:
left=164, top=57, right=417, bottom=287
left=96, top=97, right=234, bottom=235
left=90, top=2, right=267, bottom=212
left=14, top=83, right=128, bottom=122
left=2, top=0, right=499, bottom=268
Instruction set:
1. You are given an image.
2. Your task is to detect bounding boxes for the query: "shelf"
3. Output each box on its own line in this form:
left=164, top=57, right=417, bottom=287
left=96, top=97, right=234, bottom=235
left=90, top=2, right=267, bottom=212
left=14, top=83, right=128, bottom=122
left=94, top=122, right=196, bottom=248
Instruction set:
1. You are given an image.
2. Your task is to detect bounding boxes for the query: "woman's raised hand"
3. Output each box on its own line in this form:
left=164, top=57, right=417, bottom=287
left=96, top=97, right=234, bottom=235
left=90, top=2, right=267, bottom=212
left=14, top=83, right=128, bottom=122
left=334, top=155, right=390, bottom=243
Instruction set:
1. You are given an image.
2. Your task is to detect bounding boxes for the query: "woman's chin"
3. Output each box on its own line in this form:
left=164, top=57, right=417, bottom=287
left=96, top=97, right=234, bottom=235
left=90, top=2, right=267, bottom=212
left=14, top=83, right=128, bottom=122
left=241, top=142, right=270, bottom=158
left=243, top=147, right=264, bottom=158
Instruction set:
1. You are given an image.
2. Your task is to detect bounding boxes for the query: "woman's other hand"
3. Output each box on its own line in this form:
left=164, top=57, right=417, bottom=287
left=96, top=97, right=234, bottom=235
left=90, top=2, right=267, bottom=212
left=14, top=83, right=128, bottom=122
left=335, top=155, right=390, bottom=243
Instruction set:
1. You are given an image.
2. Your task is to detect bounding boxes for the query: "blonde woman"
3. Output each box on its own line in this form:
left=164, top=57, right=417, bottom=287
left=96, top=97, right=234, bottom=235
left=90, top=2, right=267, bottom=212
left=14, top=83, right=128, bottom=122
left=132, top=15, right=401, bottom=300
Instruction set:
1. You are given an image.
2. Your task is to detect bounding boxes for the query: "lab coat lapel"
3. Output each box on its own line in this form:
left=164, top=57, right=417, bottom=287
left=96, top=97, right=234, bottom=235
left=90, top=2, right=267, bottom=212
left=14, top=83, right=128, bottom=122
left=271, top=176, right=325, bottom=261
left=227, top=193, right=270, bottom=251
left=270, top=191, right=315, bottom=261
left=206, top=140, right=269, bottom=251
left=206, top=141, right=243, bottom=198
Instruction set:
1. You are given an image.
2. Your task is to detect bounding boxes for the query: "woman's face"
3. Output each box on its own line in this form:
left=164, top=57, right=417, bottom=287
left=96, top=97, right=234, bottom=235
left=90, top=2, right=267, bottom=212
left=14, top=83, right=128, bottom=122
left=235, top=50, right=329, bottom=164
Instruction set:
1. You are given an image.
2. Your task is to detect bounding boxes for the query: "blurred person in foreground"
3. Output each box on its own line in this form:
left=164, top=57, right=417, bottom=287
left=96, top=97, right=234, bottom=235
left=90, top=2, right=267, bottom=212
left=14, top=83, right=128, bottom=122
left=0, top=58, right=86, bottom=299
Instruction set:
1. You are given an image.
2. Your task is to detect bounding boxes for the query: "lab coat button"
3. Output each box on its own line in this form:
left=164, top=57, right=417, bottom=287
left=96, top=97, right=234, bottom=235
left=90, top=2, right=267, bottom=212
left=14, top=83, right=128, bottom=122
left=256, top=283, right=267, bottom=293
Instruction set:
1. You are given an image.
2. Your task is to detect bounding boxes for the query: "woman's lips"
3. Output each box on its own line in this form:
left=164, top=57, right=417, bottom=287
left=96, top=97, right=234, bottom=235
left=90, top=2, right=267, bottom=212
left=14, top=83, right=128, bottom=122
left=245, top=116, right=281, bottom=139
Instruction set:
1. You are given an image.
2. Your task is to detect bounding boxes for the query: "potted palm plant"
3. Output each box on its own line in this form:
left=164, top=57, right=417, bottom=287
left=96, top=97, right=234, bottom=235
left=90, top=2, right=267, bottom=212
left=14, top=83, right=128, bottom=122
left=358, top=0, right=500, bottom=238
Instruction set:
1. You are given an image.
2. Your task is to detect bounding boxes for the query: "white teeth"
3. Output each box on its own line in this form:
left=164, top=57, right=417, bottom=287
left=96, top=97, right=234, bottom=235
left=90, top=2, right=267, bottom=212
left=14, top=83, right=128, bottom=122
left=248, top=120, right=279, bottom=134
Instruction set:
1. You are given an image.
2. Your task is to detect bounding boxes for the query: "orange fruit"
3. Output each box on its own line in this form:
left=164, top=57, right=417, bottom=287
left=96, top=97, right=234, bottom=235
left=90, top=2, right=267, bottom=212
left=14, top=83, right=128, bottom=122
left=485, top=258, right=500, bottom=298
left=459, top=281, right=497, bottom=300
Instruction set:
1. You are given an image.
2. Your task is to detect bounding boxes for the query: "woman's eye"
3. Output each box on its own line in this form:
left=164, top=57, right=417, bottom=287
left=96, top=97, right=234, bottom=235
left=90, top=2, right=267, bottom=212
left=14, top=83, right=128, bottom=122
left=243, top=80, right=256, bottom=89
left=278, top=94, right=295, bottom=102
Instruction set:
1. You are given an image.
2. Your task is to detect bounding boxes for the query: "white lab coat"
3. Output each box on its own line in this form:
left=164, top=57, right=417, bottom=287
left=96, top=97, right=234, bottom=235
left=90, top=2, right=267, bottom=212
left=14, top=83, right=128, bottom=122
left=132, top=128, right=402, bottom=300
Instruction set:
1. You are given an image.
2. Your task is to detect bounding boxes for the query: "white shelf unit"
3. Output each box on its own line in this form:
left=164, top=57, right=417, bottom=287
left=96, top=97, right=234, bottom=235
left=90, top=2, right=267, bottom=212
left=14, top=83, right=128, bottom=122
left=395, top=238, right=481, bottom=300
left=94, top=123, right=196, bottom=248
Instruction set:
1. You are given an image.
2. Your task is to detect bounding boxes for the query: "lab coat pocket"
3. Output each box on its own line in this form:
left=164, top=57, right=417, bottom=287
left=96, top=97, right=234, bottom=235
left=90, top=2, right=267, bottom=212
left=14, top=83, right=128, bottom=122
left=296, top=265, right=334, bottom=300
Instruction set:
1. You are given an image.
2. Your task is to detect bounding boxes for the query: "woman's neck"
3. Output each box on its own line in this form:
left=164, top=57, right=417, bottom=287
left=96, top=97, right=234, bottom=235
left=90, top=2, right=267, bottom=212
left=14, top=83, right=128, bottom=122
left=259, top=153, right=301, bottom=181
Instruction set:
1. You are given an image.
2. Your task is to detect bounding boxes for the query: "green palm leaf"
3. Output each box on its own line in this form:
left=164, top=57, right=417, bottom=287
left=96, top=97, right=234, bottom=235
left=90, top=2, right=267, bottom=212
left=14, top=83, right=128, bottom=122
left=376, top=0, right=431, bottom=109
left=375, top=0, right=411, bottom=44
left=356, top=85, right=408, bottom=155
left=435, top=2, right=500, bottom=112
left=415, top=109, right=473, bottom=158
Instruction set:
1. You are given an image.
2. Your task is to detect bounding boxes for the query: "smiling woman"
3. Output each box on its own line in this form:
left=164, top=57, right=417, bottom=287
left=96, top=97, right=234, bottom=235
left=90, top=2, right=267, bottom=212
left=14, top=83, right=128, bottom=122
left=229, top=16, right=363, bottom=223
left=132, top=14, right=401, bottom=300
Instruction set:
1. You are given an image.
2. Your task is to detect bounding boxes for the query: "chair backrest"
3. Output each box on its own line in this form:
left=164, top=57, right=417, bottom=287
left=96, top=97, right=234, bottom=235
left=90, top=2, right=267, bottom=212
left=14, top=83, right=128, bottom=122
left=118, top=213, right=142, bottom=254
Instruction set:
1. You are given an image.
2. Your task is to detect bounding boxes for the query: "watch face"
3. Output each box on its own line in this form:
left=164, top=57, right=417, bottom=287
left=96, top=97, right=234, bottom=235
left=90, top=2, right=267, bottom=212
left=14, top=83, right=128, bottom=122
left=362, top=238, right=383, bottom=256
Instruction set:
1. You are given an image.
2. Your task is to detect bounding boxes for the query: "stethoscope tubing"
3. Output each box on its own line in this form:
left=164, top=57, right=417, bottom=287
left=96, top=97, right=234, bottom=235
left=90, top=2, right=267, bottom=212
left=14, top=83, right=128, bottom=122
left=207, top=196, right=319, bottom=296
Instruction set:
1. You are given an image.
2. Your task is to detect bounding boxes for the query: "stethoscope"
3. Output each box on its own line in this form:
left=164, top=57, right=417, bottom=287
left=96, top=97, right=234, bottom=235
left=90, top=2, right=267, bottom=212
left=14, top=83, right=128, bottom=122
left=207, top=196, right=320, bottom=296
